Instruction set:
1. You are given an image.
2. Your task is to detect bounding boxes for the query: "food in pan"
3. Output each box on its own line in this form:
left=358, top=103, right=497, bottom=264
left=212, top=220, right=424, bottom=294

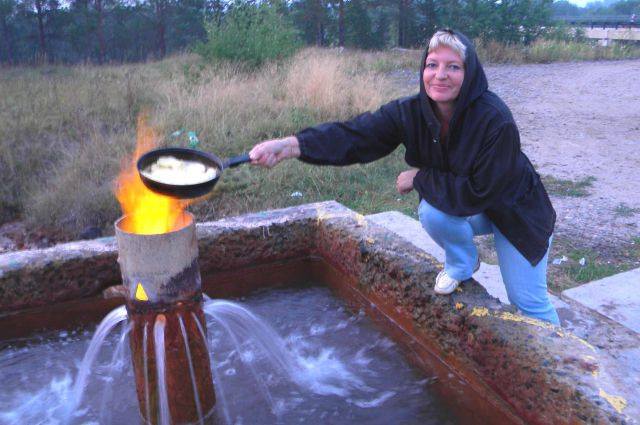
left=141, top=155, right=217, bottom=185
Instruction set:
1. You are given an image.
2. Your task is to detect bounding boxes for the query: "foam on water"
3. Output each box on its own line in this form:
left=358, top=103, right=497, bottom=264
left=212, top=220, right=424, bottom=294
left=203, top=286, right=456, bottom=424
left=0, top=285, right=457, bottom=425
left=0, top=306, right=134, bottom=425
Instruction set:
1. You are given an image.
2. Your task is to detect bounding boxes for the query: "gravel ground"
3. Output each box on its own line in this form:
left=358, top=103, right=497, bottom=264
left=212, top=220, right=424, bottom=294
left=487, top=60, right=640, bottom=290
left=487, top=59, right=640, bottom=252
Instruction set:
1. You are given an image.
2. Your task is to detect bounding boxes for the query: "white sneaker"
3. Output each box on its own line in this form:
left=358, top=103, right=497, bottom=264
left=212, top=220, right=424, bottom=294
left=433, top=260, right=480, bottom=295
left=434, top=271, right=461, bottom=295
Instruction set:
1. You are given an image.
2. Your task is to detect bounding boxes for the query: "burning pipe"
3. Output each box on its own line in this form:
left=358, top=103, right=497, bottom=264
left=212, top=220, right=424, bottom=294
left=115, top=212, right=216, bottom=424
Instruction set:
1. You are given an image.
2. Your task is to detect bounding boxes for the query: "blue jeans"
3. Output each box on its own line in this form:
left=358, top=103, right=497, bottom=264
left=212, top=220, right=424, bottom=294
left=418, top=199, right=560, bottom=325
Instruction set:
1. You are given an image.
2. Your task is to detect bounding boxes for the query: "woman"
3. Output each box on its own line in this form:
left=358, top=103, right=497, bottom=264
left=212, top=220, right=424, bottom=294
left=249, top=29, right=560, bottom=325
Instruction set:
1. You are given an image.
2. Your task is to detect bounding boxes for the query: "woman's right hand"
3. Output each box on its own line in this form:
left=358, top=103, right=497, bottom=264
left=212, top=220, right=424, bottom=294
left=249, top=136, right=300, bottom=169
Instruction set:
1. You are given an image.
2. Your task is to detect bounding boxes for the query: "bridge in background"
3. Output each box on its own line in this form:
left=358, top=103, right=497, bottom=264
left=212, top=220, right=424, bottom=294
left=554, top=15, right=638, bottom=29
left=554, top=15, right=640, bottom=43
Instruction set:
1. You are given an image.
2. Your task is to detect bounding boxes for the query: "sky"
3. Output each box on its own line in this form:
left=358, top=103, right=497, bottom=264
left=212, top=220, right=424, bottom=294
left=563, top=0, right=617, bottom=8
left=566, top=0, right=590, bottom=6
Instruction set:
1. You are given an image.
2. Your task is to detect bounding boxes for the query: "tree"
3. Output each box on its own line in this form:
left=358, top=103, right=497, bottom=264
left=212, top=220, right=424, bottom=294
left=491, top=0, right=552, bottom=44
left=205, top=0, right=225, bottom=25
left=33, top=0, right=47, bottom=59
left=292, top=0, right=329, bottom=45
left=434, top=0, right=463, bottom=30
left=0, top=0, right=16, bottom=63
left=19, top=0, right=60, bottom=62
left=150, top=0, right=169, bottom=58
left=613, top=0, right=640, bottom=15
left=337, top=0, right=343, bottom=46
left=518, top=0, right=553, bottom=45
left=0, top=0, right=566, bottom=64
left=94, top=0, right=106, bottom=62
left=108, top=2, right=155, bottom=61
left=67, top=0, right=92, bottom=61
left=345, top=0, right=375, bottom=47
left=397, top=0, right=409, bottom=46
left=371, top=4, right=391, bottom=47
left=168, top=0, right=207, bottom=52
left=418, top=0, right=436, bottom=41
left=458, top=0, right=496, bottom=40
left=551, top=0, right=583, bottom=17
left=198, top=0, right=301, bottom=66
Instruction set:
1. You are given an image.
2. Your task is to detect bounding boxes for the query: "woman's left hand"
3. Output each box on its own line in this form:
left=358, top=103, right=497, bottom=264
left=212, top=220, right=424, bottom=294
left=396, top=169, right=418, bottom=194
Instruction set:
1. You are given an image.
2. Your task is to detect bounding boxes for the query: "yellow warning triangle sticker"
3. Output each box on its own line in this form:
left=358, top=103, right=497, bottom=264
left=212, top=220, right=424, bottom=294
left=135, top=283, right=149, bottom=301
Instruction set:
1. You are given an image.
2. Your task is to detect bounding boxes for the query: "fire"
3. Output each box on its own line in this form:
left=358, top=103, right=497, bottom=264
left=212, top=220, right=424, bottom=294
left=115, top=116, right=191, bottom=235
left=135, top=282, right=149, bottom=301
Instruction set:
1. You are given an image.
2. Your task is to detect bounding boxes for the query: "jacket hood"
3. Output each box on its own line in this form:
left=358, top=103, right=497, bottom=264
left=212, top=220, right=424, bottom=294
left=419, top=30, right=488, bottom=125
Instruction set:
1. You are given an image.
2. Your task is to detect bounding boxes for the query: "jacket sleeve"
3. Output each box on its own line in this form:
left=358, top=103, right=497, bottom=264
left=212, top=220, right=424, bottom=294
left=413, top=122, right=520, bottom=216
left=295, top=100, right=407, bottom=166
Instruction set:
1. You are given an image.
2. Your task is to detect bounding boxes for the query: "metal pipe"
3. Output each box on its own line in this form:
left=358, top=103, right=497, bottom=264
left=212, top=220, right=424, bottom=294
left=115, top=212, right=200, bottom=308
left=115, top=212, right=216, bottom=424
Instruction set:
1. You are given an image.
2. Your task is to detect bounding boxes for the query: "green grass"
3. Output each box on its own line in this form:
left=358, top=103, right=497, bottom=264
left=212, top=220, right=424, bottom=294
left=541, top=175, right=596, bottom=197
left=193, top=149, right=417, bottom=223
left=562, top=249, right=624, bottom=284
left=614, top=203, right=640, bottom=218
left=546, top=236, right=640, bottom=292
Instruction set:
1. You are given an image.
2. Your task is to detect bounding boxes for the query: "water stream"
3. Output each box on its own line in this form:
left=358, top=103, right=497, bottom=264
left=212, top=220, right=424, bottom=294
left=0, top=285, right=457, bottom=425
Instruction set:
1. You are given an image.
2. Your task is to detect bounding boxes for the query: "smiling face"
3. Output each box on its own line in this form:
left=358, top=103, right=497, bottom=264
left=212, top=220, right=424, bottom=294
left=423, top=46, right=465, bottom=111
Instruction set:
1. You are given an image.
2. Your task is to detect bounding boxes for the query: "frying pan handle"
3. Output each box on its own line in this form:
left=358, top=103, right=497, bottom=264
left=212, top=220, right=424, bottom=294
left=224, top=154, right=251, bottom=168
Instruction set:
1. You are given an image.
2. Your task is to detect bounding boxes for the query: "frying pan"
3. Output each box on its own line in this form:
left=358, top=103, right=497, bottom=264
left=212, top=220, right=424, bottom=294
left=137, top=147, right=251, bottom=199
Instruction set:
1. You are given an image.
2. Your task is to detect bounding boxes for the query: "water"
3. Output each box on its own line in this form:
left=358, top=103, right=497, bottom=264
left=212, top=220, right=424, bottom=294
left=0, top=286, right=456, bottom=425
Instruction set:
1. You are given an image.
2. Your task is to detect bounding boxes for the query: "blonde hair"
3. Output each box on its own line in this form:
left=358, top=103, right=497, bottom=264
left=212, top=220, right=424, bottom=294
left=428, top=30, right=466, bottom=62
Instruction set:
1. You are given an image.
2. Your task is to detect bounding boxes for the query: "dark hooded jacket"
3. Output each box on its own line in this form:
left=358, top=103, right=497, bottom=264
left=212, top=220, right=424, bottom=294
left=295, top=31, right=555, bottom=266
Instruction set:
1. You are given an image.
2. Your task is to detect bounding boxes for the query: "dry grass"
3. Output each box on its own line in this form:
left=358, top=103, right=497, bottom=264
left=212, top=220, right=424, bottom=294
left=2, top=41, right=637, bottom=238
left=525, top=39, right=640, bottom=63
left=0, top=64, right=155, bottom=229
left=284, top=49, right=388, bottom=120
left=0, top=49, right=410, bottom=237
left=475, top=40, right=526, bottom=64
left=475, top=38, right=640, bottom=64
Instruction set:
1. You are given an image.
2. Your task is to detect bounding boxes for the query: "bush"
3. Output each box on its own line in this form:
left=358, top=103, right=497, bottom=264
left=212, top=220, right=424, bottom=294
left=196, top=1, right=301, bottom=67
left=544, top=23, right=576, bottom=43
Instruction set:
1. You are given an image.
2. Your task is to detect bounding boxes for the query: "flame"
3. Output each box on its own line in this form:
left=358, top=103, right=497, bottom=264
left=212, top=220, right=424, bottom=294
left=115, top=115, right=192, bottom=234
left=135, top=282, right=149, bottom=301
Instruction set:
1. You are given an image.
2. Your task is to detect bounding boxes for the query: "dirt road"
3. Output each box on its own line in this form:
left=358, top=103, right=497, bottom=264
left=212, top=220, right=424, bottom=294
left=486, top=59, right=640, bottom=258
